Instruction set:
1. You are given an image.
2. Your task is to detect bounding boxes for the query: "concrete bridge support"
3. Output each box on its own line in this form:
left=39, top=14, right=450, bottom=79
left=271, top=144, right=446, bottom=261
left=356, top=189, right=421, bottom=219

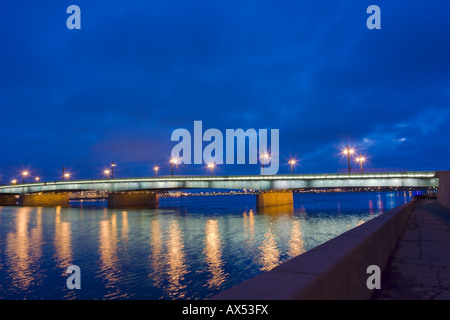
left=0, top=195, right=19, bottom=206
left=108, top=191, right=158, bottom=209
left=257, top=190, right=294, bottom=211
left=19, top=193, right=70, bottom=207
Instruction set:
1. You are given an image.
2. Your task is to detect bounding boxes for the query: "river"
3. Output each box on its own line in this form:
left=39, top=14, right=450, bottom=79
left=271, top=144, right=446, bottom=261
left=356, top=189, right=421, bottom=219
left=0, top=190, right=424, bottom=299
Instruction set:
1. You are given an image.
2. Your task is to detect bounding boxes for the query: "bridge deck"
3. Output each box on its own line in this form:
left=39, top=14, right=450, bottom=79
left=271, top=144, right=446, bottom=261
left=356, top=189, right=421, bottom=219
left=0, top=171, right=438, bottom=194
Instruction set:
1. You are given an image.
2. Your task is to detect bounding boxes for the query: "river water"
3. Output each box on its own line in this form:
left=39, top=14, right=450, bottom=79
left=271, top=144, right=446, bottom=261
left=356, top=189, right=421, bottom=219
left=0, top=190, right=423, bottom=300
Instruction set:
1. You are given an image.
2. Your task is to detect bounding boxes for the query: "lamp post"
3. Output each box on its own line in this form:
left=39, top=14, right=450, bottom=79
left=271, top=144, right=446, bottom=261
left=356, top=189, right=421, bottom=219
left=170, top=158, right=177, bottom=177
left=288, top=159, right=296, bottom=174
left=111, top=161, right=116, bottom=179
left=208, top=163, right=215, bottom=176
left=64, top=173, right=70, bottom=181
left=355, top=156, right=365, bottom=173
left=153, top=166, right=159, bottom=177
left=22, top=171, right=29, bottom=184
left=342, top=145, right=355, bottom=173
left=11, top=179, right=17, bottom=185
left=260, top=153, right=270, bottom=175
left=35, top=177, right=40, bottom=182
left=104, top=169, right=110, bottom=179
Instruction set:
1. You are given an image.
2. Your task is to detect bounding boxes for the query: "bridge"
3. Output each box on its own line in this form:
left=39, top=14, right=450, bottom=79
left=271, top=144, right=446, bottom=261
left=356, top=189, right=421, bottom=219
left=0, top=171, right=439, bottom=209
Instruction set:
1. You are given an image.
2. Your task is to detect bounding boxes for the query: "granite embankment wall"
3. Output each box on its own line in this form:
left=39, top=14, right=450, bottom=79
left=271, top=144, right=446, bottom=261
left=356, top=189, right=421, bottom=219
left=438, top=171, right=450, bottom=210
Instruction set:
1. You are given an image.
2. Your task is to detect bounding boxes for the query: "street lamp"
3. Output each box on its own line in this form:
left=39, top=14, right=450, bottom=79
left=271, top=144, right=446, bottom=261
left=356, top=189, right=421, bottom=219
left=111, top=161, right=117, bottom=179
left=355, top=156, right=366, bottom=173
left=153, top=166, right=159, bottom=176
left=260, top=153, right=270, bottom=175
left=342, top=145, right=355, bottom=173
left=35, top=177, right=40, bottom=182
left=22, top=171, right=29, bottom=184
left=64, top=173, right=70, bottom=181
left=288, top=159, right=296, bottom=174
left=208, top=163, right=215, bottom=176
left=11, top=179, right=17, bottom=185
left=170, top=158, right=178, bottom=177
left=104, top=169, right=110, bottom=179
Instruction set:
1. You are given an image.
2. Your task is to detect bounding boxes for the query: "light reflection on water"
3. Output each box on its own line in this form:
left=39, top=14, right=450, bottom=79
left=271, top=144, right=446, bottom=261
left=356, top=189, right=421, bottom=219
left=0, top=191, right=424, bottom=300
left=204, top=219, right=227, bottom=290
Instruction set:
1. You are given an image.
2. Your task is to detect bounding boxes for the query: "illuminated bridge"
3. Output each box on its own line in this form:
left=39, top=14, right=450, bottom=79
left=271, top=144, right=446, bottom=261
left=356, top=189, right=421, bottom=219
left=0, top=171, right=439, bottom=209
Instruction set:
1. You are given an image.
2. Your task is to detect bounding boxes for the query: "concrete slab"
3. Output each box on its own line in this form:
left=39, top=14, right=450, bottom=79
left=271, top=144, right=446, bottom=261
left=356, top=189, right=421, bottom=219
left=372, top=199, right=450, bottom=300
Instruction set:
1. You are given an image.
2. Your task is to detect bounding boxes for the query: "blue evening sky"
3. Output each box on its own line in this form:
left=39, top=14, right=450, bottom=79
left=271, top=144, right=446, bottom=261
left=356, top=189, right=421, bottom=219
left=0, top=0, right=449, bottom=181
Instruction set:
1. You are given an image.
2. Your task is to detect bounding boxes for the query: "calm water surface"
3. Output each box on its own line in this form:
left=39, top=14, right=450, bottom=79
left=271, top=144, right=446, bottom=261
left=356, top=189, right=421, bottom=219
left=0, top=191, right=422, bottom=300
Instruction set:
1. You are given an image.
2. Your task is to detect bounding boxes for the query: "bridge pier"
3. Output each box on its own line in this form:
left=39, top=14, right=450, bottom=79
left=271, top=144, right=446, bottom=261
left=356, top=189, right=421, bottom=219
left=108, top=191, right=158, bottom=209
left=0, top=195, right=19, bottom=206
left=257, top=190, right=294, bottom=212
left=19, top=193, right=70, bottom=207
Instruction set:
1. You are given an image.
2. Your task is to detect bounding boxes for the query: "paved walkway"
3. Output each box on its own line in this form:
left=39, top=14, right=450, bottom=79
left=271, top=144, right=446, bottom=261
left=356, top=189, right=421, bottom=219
left=372, top=198, right=450, bottom=300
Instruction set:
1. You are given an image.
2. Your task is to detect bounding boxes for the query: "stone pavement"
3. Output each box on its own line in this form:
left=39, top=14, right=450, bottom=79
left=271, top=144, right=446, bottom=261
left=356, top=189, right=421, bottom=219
left=372, top=198, right=450, bottom=300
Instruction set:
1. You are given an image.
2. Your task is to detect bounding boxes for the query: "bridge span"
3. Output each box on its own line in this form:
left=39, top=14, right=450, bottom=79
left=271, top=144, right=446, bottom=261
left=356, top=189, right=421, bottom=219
left=0, top=171, right=439, bottom=209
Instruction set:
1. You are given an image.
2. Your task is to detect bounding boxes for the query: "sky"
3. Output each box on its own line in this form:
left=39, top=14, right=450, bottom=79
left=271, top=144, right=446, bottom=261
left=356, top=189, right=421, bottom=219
left=1, top=0, right=450, bottom=181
